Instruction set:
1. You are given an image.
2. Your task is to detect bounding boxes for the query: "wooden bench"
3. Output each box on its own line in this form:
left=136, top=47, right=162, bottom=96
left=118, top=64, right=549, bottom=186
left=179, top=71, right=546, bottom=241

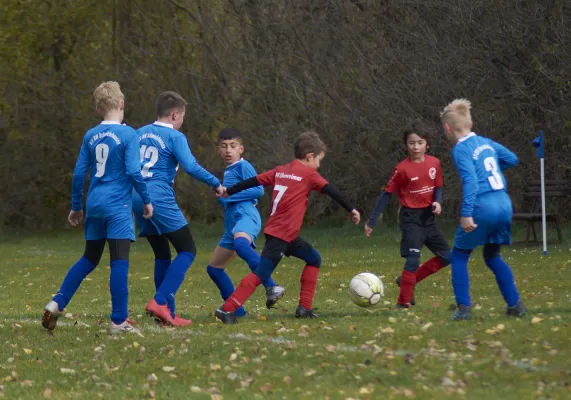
left=512, top=179, right=568, bottom=243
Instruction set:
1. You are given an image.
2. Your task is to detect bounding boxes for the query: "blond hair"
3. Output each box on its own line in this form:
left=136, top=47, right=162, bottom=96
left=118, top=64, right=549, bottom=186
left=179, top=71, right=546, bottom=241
left=93, top=81, right=124, bottom=113
left=440, top=98, right=472, bottom=130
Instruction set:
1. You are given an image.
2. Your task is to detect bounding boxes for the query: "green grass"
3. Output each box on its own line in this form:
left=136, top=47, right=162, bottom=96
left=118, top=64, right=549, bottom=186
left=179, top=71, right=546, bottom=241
left=0, top=224, right=570, bottom=399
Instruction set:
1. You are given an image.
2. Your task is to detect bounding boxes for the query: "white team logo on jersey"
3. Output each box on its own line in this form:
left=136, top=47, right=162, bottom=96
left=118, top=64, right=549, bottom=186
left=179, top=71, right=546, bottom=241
left=429, top=167, right=437, bottom=180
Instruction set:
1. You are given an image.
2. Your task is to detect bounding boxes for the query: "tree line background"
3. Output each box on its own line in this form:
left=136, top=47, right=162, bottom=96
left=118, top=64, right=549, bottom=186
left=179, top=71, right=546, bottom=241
left=1, top=0, right=570, bottom=233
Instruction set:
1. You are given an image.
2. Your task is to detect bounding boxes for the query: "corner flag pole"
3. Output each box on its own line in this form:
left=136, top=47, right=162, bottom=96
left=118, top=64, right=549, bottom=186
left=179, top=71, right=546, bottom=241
left=535, top=130, right=547, bottom=255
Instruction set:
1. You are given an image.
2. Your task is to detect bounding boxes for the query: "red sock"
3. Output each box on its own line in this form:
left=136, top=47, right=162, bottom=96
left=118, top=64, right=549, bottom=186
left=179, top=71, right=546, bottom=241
left=397, top=270, right=416, bottom=305
left=415, top=257, right=446, bottom=283
left=222, top=273, right=262, bottom=312
left=299, top=266, right=320, bottom=309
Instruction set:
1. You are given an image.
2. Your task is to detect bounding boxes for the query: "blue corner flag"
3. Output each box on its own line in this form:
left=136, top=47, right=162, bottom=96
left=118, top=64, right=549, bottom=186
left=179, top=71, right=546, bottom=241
left=532, top=130, right=544, bottom=158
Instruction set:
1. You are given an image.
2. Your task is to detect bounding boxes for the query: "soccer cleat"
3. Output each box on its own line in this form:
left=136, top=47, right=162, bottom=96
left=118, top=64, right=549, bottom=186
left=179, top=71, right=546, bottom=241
left=42, top=300, right=63, bottom=331
left=506, top=299, right=527, bottom=317
left=109, top=318, right=142, bottom=335
left=145, top=299, right=175, bottom=325
left=295, top=305, right=318, bottom=319
left=215, top=306, right=238, bottom=324
left=395, top=303, right=412, bottom=309
left=395, top=276, right=416, bottom=306
left=266, top=285, right=286, bottom=308
left=450, top=305, right=472, bottom=321
left=171, top=315, right=193, bottom=327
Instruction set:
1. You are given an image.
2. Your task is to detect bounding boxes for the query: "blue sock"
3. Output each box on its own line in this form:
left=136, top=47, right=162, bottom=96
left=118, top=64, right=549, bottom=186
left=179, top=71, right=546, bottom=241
left=207, top=265, right=246, bottom=317
left=53, top=256, right=97, bottom=310
left=154, top=259, right=171, bottom=291
left=451, top=247, right=472, bottom=307
left=155, top=252, right=195, bottom=317
left=109, top=260, right=129, bottom=325
left=485, top=256, right=520, bottom=307
left=234, top=237, right=276, bottom=289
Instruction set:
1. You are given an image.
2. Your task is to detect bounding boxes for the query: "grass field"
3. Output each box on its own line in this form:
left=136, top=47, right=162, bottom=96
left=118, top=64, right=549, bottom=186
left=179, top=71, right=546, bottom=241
left=0, top=223, right=569, bottom=399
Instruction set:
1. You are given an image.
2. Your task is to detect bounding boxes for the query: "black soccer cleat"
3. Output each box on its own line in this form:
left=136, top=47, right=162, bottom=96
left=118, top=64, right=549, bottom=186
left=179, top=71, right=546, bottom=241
left=450, top=304, right=472, bottom=321
left=395, top=276, right=416, bottom=306
left=506, top=299, right=527, bottom=317
left=215, top=306, right=238, bottom=324
left=295, top=305, right=318, bottom=319
left=266, top=285, right=286, bottom=309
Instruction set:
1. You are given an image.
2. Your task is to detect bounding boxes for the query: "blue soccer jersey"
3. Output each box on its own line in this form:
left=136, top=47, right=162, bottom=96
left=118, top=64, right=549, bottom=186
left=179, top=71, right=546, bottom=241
left=451, top=132, right=518, bottom=217
left=132, top=121, right=221, bottom=236
left=71, top=121, right=150, bottom=217
left=218, top=159, right=264, bottom=250
left=137, top=121, right=220, bottom=187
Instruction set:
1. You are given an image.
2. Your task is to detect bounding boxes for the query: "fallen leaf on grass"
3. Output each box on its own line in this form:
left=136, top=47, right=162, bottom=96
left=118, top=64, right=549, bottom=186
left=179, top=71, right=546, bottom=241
left=190, top=386, right=201, bottom=393
left=229, top=353, right=237, bottom=361
left=210, top=364, right=221, bottom=371
left=260, top=384, right=271, bottom=393
left=162, top=366, right=175, bottom=372
left=325, top=345, right=336, bottom=353
left=283, top=376, right=291, bottom=384
left=20, top=380, right=33, bottom=387
left=60, top=368, right=75, bottom=374
left=531, top=317, right=543, bottom=324
left=23, top=348, right=32, bottom=355
left=421, top=322, right=433, bottom=332
left=485, top=324, right=505, bottom=335
left=304, top=369, right=316, bottom=377
left=146, top=374, right=158, bottom=382
left=381, top=327, right=394, bottom=334
left=43, top=388, right=52, bottom=398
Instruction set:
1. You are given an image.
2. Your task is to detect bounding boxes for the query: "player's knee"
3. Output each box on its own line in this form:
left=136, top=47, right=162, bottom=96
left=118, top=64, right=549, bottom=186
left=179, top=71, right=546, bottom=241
left=108, top=239, right=131, bottom=262
left=404, top=256, right=420, bottom=273
left=167, top=226, right=197, bottom=255
left=306, top=248, right=322, bottom=268
left=83, top=239, right=106, bottom=266
left=437, top=250, right=451, bottom=267
left=483, top=244, right=501, bottom=261
left=253, top=257, right=279, bottom=283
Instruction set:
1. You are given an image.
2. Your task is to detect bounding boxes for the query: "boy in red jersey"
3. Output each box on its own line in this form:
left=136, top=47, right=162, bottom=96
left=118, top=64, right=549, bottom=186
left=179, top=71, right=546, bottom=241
left=215, top=131, right=361, bottom=323
left=365, top=120, right=450, bottom=308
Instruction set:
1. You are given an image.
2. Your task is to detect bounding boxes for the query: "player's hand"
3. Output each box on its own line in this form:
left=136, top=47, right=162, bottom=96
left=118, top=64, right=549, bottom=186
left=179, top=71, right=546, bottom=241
left=217, top=187, right=229, bottom=198
left=364, top=223, right=373, bottom=237
left=460, top=216, right=477, bottom=232
left=432, top=202, right=442, bottom=215
left=350, top=209, right=360, bottom=225
left=143, top=203, right=154, bottom=219
left=214, top=185, right=225, bottom=197
left=68, top=210, right=84, bottom=227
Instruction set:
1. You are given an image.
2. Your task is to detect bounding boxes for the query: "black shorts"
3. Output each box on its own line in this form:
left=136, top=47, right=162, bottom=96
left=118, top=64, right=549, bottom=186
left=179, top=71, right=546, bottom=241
left=399, top=207, right=450, bottom=258
left=261, top=234, right=315, bottom=262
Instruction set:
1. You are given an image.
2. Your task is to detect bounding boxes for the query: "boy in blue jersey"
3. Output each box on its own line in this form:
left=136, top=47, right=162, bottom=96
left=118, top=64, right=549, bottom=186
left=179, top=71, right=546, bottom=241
left=132, top=91, right=224, bottom=327
left=42, top=81, right=153, bottom=334
left=440, top=98, right=527, bottom=320
left=206, top=128, right=285, bottom=316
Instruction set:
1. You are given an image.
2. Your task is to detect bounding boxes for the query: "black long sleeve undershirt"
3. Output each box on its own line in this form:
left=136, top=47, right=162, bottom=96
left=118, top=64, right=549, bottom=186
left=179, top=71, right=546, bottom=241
left=226, top=176, right=260, bottom=196
left=321, top=183, right=355, bottom=213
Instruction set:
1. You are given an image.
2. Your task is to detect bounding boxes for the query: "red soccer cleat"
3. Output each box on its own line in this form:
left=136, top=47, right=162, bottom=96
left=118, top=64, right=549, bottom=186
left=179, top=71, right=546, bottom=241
left=171, top=315, right=192, bottom=327
left=145, top=299, right=175, bottom=325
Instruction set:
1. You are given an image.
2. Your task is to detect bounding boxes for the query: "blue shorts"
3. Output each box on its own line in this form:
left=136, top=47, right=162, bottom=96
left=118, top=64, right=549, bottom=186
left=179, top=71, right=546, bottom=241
left=132, top=184, right=187, bottom=237
left=218, top=205, right=261, bottom=251
left=454, top=192, right=512, bottom=250
left=84, top=213, right=135, bottom=241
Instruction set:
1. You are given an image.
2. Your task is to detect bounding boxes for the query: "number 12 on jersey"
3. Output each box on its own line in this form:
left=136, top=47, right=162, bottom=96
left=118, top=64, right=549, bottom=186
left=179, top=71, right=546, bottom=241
left=271, top=185, right=288, bottom=215
left=140, top=145, right=159, bottom=178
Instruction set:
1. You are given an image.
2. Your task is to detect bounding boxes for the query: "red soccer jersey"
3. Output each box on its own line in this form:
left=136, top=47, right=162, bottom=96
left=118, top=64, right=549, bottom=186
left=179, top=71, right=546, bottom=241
left=256, top=160, right=328, bottom=242
left=384, top=155, right=443, bottom=208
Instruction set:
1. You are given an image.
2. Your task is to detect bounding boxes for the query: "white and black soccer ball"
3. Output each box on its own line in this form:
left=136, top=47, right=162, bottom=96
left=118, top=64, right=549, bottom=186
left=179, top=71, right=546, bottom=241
left=348, top=272, right=384, bottom=308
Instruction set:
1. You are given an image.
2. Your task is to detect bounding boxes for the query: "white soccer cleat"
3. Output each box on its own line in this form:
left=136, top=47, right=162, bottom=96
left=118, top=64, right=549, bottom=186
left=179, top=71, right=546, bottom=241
left=109, top=318, right=144, bottom=337
left=42, top=300, right=63, bottom=331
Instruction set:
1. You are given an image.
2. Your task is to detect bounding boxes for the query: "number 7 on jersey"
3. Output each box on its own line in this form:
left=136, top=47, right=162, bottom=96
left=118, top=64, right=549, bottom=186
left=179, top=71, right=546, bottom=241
left=271, top=185, right=288, bottom=215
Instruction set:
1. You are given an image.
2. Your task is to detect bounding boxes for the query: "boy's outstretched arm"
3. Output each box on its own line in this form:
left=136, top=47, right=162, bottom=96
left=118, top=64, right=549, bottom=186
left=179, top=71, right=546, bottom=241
left=69, top=140, right=91, bottom=226
left=173, top=136, right=221, bottom=190
left=366, top=191, right=392, bottom=231
left=226, top=168, right=277, bottom=196
left=321, top=184, right=360, bottom=224
left=222, top=162, right=264, bottom=203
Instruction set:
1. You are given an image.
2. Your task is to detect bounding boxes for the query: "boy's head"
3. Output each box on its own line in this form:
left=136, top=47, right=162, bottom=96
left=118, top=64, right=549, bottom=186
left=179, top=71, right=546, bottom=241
left=93, top=81, right=124, bottom=117
left=217, top=127, right=244, bottom=166
left=440, top=98, right=473, bottom=143
left=156, top=91, right=187, bottom=130
left=402, top=120, right=431, bottom=161
left=294, top=131, right=326, bottom=170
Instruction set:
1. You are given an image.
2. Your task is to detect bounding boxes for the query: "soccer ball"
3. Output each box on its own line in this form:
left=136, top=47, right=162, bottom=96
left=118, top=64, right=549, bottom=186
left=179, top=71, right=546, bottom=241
left=348, top=272, right=384, bottom=307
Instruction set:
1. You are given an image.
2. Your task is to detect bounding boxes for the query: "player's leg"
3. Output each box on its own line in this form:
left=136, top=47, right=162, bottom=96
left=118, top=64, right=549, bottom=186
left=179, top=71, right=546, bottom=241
left=145, top=235, right=172, bottom=293
left=42, top=231, right=105, bottom=331
left=449, top=224, right=478, bottom=320
left=216, top=235, right=287, bottom=324
left=286, top=237, right=322, bottom=318
left=417, top=224, right=451, bottom=283
left=206, top=245, right=248, bottom=317
left=483, top=243, right=525, bottom=313
left=107, top=238, right=138, bottom=333
left=396, top=221, right=424, bottom=308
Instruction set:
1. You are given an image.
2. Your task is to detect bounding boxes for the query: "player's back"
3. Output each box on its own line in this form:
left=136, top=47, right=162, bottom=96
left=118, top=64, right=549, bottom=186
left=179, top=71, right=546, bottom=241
left=453, top=133, right=518, bottom=197
left=83, top=122, right=138, bottom=217
left=137, top=122, right=183, bottom=185
left=259, top=160, right=328, bottom=241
